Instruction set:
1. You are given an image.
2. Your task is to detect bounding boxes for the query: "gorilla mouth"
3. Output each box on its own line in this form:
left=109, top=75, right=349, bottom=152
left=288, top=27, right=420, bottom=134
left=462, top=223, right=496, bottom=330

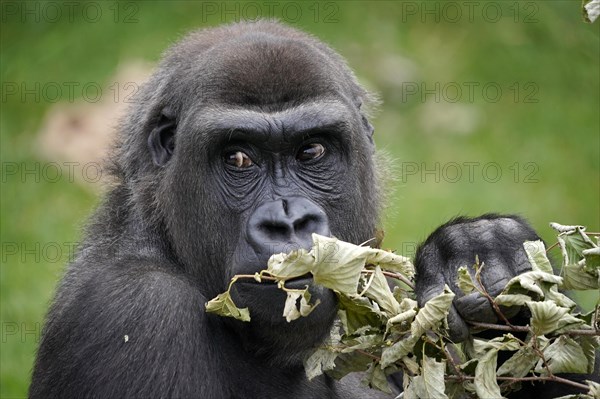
left=283, top=274, right=314, bottom=289
left=240, top=273, right=314, bottom=289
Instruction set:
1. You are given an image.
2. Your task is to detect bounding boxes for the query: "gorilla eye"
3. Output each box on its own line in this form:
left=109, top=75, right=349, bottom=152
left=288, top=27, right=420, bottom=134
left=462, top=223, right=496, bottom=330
left=225, top=151, right=254, bottom=168
left=297, top=143, right=325, bottom=162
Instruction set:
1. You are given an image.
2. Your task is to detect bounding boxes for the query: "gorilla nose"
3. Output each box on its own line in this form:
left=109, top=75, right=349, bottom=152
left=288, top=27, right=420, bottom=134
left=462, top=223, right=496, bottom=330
left=247, top=197, right=330, bottom=256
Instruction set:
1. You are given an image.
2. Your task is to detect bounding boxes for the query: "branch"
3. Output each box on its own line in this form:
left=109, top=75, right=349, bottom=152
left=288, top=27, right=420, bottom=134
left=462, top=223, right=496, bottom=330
left=467, top=321, right=600, bottom=336
left=362, top=268, right=415, bottom=290
left=446, top=374, right=590, bottom=392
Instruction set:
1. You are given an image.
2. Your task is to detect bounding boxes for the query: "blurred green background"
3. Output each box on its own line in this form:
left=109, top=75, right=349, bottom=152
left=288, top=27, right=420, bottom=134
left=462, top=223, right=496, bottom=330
left=1, top=1, right=598, bottom=397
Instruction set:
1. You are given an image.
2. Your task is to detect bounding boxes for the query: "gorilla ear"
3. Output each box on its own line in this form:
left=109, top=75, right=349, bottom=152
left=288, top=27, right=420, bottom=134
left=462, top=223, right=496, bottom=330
left=148, top=108, right=177, bottom=167
left=362, top=115, right=375, bottom=144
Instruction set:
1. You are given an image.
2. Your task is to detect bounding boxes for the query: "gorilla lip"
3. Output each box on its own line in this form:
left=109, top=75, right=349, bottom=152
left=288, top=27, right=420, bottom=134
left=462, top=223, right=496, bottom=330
left=241, top=273, right=314, bottom=289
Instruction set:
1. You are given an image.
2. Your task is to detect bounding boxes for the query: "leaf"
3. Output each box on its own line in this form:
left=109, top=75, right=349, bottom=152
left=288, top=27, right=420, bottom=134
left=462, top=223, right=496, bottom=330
left=545, top=285, right=577, bottom=309
left=386, top=297, right=418, bottom=333
left=502, top=271, right=563, bottom=297
left=475, top=348, right=504, bottom=399
left=326, top=351, right=372, bottom=380
left=337, top=293, right=384, bottom=335
left=473, top=335, right=520, bottom=399
left=576, top=335, right=600, bottom=373
left=361, top=362, right=391, bottom=393
left=586, top=380, right=600, bottom=398
left=418, top=356, right=448, bottom=399
left=304, top=348, right=338, bottom=380
left=562, top=262, right=599, bottom=290
left=456, top=266, right=476, bottom=295
left=205, top=290, right=250, bottom=322
left=523, top=240, right=554, bottom=274
left=494, top=293, right=533, bottom=307
left=362, top=266, right=401, bottom=316
left=496, top=345, right=539, bottom=378
left=535, top=336, right=588, bottom=375
left=311, top=235, right=370, bottom=294
left=410, top=287, right=455, bottom=337
left=282, top=287, right=320, bottom=322
left=340, top=334, right=382, bottom=353
left=583, top=247, right=600, bottom=270
left=381, top=287, right=454, bottom=367
left=558, top=227, right=596, bottom=266
left=526, top=301, right=584, bottom=336
left=267, top=248, right=315, bottom=279
left=365, top=248, right=415, bottom=278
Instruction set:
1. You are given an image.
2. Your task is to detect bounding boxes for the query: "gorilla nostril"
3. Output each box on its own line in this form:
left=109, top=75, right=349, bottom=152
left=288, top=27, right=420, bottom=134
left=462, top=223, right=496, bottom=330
left=259, top=222, right=290, bottom=240
left=294, top=216, right=318, bottom=234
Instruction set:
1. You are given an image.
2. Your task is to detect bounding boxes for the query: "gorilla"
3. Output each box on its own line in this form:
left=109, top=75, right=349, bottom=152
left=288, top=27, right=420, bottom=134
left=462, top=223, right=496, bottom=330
left=30, top=21, right=597, bottom=398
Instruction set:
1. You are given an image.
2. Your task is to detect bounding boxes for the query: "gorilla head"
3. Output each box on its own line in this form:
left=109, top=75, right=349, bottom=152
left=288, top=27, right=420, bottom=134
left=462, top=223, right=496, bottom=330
left=116, top=21, right=382, bottom=355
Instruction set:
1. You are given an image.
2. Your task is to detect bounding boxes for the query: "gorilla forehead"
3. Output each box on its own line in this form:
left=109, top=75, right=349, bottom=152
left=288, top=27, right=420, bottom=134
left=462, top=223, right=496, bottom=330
left=203, top=35, right=340, bottom=106
left=163, top=21, right=362, bottom=110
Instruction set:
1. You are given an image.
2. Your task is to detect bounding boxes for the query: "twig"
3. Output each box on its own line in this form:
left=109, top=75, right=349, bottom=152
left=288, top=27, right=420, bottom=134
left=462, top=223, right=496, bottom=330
left=473, top=262, right=515, bottom=328
left=467, top=321, right=600, bottom=336
left=467, top=321, right=529, bottom=332
left=545, top=241, right=559, bottom=253
left=362, top=268, right=415, bottom=290
left=446, top=375, right=590, bottom=392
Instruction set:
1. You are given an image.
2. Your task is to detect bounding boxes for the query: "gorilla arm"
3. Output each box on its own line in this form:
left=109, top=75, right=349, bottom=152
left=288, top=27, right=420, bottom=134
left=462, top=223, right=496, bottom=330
left=29, top=260, right=225, bottom=399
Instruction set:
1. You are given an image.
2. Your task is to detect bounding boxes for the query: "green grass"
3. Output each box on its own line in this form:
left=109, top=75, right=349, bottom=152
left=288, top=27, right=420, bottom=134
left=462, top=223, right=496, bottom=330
left=1, top=1, right=598, bottom=397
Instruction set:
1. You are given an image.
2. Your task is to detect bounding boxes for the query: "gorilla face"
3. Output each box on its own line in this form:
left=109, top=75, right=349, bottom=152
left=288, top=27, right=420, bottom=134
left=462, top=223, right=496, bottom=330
left=137, top=22, right=382, bottom=348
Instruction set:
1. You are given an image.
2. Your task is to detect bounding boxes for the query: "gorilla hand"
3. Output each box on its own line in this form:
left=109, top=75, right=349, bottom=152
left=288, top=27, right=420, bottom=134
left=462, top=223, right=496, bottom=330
left=414, top=214, right=541, bottom=342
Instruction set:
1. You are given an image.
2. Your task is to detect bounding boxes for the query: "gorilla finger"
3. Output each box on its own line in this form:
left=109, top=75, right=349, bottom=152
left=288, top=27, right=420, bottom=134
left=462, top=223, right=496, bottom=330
left=447, top=305, right=470, bottom=343
left=454, top=292, right=497, bottom=324
left=478, top=256, right=514, bottom=297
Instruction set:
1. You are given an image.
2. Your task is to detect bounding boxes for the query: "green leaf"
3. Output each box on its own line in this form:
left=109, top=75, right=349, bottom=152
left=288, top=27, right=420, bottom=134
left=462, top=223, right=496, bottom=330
left=497, top=345, right=539, bottom=378
left=386, top=307, right=417, bottom=333
left=361, top=362, right=392, bottom=393
left=326, top=351, right=372, bottom=380
left=536, top=336, right=588, bottom=375
left=586, top=380, right=600, bottom=398
left=365, top=248, right=415, bottom=278
left=502, top=271, right=563, bottom=297
left=282, top=287, right=320, bottom=322
left=304, top=348, right=338, bottom=380
left=545, top=285, right=577, bottom=309
left=410, top=287, right=455, bottom=337
left=205, top=289, right=251, bottom=322
left=381, top=287, right=454, bottom=367
left=340, top=334, right=382, bottom=353
left=381, top=336, right=415, bottom=368
left=417, top=356, right=448, bottom=399
left=556, top=226, right=597, bottom=272
left=267, top=248, right=315, bottom=279
left=527, top=301, right=584, bottom=336
left=473, top=336, right=520, bottom=399
left=562, top=262, right=599, bottom=290
left=475, top=348, right=504, bottom=399
left=552, top=394, right=592, bottom=399
left=337, top=293, right=384, bottom=335
left=523, top=240, right=554, bottom=274
left=362, top=266, right=401, bottom=316
left=583, top=247, right=600, bottom=270
left=456, top=266, right=476, bottom=295
left=311, top=235, right=370, bottom=294
left=576, top=335, right=599, bottom=374
left=494, top=293, right=533, bottom=307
